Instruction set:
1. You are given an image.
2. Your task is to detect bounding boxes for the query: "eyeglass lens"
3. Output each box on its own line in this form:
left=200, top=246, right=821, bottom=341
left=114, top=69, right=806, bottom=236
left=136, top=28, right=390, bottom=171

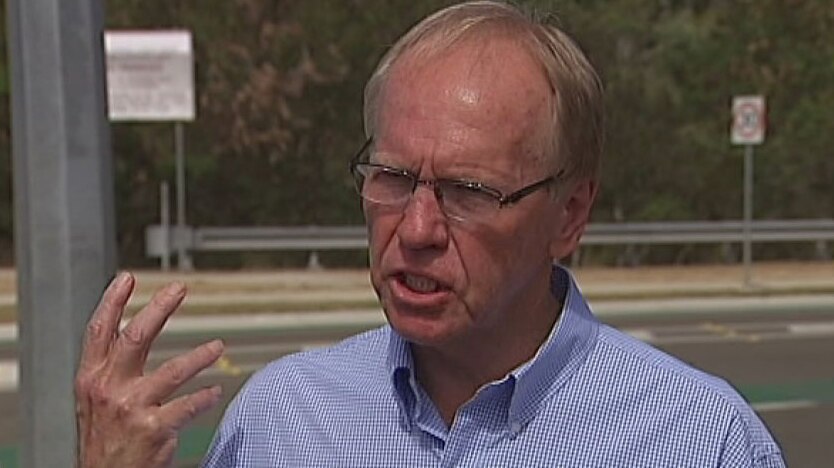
left=354, top=164, right=499, bottom=221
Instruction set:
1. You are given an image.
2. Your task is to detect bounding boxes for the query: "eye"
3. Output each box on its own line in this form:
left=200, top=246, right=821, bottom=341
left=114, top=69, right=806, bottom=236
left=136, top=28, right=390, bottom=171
left=368, top=166, right=411, bottom=185
left=360, top=165, right=414, bottom=202
left=441, top=180, right=499, bottom=212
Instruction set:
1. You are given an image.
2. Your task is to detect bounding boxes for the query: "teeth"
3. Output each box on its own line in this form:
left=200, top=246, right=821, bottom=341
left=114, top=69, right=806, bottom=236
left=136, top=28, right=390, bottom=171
left=404, top=274, right=439, bottom=293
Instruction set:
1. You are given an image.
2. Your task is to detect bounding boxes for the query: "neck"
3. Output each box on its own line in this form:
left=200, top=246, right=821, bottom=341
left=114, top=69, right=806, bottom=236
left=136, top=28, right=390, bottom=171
left=412, top=275, right=561, bottom=426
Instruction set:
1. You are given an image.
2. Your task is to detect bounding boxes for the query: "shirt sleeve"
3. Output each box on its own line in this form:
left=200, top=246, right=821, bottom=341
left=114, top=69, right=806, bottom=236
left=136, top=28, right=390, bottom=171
left=200, top=394, right=243, bottom=467
left=718, top=413, right=786, bottom=468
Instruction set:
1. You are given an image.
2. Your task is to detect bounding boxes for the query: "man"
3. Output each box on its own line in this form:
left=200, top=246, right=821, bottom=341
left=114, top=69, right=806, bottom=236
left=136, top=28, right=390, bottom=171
left=76, top=2, right=785, bottom=467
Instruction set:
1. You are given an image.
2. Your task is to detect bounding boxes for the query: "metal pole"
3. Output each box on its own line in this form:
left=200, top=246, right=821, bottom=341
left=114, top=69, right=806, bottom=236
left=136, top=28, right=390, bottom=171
left=742, top=144, right=754, bottom=287
left=160, top=181, right=171, bottom=271
left=174, top=122, right=192, bottom=270
left=6, top=0, right=116, bottom=465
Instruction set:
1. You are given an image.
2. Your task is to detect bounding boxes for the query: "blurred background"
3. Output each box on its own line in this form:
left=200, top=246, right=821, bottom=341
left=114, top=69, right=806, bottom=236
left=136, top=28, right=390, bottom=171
left=3, top=0, right=833, bottom=270
left=1, top=1, right=833, bottom=467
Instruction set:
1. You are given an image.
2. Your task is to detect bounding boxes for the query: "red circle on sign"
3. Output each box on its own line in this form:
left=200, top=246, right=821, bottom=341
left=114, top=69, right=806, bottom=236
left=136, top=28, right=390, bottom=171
left=735, top=103, right=762, bottom=137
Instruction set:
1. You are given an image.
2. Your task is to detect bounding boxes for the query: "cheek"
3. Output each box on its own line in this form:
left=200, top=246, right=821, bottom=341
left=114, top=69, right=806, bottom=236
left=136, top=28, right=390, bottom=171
left=453, top=228, right=514, bottom=292
left=457, top=216, right=551, bottom=292
left=366, top=210, right=400, bottom=267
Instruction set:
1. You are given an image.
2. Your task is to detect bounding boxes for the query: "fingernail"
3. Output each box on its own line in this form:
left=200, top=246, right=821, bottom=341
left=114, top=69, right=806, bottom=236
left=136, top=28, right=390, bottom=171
left=167, top=281, right=186, bottom=296
left=111, top=271, right=129, bottom=288
left=211, top=385, right=222, bottom=399
left=209, top=339, right=224, bottom=353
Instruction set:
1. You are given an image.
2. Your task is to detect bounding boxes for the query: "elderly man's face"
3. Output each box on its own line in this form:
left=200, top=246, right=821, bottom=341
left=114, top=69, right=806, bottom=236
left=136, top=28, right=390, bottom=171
left=365, top=38, right=577, bottom=350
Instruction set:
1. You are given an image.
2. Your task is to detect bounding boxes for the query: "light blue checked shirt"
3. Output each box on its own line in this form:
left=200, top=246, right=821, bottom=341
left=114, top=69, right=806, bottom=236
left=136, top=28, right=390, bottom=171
left=203, top=267, right=784, bottom=467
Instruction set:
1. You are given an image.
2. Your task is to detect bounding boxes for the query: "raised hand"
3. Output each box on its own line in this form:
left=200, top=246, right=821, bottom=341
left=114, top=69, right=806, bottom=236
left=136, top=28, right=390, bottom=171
left=75, top=272, right=225, bottom=468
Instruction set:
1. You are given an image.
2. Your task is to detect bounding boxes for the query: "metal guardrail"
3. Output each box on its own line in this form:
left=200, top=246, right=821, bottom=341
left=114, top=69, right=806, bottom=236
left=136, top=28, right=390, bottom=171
left=146, top=219, right=834, bottom=261
left=196, top=225, right=368, bottom=251
left=583, top=220, right=834, bottom=244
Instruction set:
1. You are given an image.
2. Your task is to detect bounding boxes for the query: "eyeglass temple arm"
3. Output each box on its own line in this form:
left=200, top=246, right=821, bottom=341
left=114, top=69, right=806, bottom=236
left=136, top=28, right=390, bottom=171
left=349, top=137, right=374, bottom=166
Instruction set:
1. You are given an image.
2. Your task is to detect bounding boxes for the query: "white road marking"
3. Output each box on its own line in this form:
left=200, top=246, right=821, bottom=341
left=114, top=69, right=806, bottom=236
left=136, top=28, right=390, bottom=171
left=753, top=400, right=817, bottom=412
left=619, top=320, right=834, bottom=345
left=0, top=324, right=16, bottom=343
left=624, top=329, right=654, bottom=342
left=788, top=321, right=834, bottom=336
left=0, top=360, right=18, bottom=393
left=593, top=294, right=834, bottom=317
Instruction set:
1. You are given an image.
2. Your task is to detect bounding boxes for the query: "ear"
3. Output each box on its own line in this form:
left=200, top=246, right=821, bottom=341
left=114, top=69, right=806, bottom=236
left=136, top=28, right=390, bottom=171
left=549, top=178, right=598, bottom=260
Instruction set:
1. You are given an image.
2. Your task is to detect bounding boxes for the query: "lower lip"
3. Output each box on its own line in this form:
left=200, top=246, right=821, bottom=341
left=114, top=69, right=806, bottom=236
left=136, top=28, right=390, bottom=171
left=388, top=275, right=452, bottom=309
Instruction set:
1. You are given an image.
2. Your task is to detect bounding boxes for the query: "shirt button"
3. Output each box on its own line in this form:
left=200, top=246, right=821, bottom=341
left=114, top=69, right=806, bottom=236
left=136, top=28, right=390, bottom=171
left=509, top=421, right=523, bottom=437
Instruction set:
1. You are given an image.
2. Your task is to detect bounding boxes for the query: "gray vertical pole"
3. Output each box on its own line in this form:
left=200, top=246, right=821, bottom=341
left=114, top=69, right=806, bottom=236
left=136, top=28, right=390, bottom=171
left=742, top=145, right=754, bottom=287
left=6, top=0, right=116, bottom=466
left=174, top=122, right=192, bottom=270
left=160, top=181, right=171, bottom=272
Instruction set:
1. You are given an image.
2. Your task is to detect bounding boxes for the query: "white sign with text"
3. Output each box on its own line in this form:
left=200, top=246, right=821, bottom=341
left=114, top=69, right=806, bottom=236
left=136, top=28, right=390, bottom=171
left=105, top=30, right=195, bottom=121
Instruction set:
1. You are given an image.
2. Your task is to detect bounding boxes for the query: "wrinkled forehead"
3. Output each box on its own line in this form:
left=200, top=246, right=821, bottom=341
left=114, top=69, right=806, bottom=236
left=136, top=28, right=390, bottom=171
left=376, top=36, right=553, bottom=158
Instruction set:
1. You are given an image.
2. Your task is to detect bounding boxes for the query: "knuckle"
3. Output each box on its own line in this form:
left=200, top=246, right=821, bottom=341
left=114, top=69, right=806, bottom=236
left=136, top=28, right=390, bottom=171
left=149, top=293, right=167, bottom=310
left=84, top=320, right=104, bottom=341
left=153, top=283, right=185, bottom=307
left=114, top=395, right=136, bottom=419
left=160, top=360, right=187, bottom=385
left=89, top=378, right=114, bottom=406
left=138, top=412, right=164, bottom=433
left=74, top=373, right=95, bottom=396
left=120, top=324, right=146, bottom=347
left=181, top=398, right=199, bottom=420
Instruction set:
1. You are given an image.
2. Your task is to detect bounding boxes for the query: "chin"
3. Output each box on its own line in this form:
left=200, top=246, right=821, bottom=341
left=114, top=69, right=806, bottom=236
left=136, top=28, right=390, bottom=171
left=383, top=301, right=460, bottom=347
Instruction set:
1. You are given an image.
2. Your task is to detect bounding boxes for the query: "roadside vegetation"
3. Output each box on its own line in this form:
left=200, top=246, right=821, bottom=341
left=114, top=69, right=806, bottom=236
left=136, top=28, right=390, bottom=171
left=0, top=1, right=831, bottom=268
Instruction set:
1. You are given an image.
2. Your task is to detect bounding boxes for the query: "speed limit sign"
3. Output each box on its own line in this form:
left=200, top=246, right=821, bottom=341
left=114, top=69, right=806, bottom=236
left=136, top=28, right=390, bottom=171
left=731, top=95, right=766, bottom=145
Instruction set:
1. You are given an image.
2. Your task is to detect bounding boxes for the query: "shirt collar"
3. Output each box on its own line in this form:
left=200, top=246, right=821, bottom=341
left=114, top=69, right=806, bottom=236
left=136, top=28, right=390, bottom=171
left=387, top=329, right=415, bottom=431
left=386, top=264, right=599, bottom=429
left=508, top=265, right=599, bottom=426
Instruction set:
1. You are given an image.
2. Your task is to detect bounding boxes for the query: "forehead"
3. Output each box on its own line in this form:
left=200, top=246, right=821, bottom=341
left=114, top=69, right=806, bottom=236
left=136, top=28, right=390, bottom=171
left=375, top=37, right=552, bottom=174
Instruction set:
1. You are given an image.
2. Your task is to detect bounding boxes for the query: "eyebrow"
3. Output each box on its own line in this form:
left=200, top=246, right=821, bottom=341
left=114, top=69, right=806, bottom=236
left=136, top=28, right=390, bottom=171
left=370, top=161, right=513, bottom=197
left=367, top=143, right=519, bottom=189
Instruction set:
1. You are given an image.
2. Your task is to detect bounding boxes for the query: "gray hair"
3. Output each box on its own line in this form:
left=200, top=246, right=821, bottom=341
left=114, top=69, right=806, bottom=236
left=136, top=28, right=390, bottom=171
left=363, top=0, right=604, bottom=182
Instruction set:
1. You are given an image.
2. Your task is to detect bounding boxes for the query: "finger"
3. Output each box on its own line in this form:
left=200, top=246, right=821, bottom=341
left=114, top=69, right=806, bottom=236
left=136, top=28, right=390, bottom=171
left=110, top=282, right=187, bottom=377
left=159, top=385, right=223, bottom=431
left=137, top=339, right=224, bottom=405
left=78, top=272, right=135, bottom=374
left=76, top=273, right=134, bottom=448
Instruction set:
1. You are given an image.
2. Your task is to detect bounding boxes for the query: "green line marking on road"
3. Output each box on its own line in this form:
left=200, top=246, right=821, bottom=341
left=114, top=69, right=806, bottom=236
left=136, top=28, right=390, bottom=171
left=739, top=378, right=834, bottom=404
left=0, top=445, right=16, bottom=468
left=177, top=425, right=217, bottom=463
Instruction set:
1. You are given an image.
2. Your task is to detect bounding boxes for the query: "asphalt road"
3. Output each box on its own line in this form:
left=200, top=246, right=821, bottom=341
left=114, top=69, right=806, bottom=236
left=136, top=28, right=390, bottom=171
left=2, top=306, right=833, bottom=467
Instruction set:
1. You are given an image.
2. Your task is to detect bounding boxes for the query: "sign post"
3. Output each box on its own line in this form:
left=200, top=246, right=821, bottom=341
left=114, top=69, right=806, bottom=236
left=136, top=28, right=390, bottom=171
left=105, top=30, right=196, bottom=270
left=731, top=95, right=766, bottom=288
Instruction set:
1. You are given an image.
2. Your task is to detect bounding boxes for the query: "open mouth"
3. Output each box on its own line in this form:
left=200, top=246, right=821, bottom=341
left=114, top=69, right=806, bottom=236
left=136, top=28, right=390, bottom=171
left=403, top=273, right=439, bottom=293
left=396, top=272, right=449, bottom=294
left=387, top=272, right=452, bottom=310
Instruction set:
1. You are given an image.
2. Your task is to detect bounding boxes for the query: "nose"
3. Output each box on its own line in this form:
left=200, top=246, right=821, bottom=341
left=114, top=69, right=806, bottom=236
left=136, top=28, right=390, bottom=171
left=396, top=183, right=449, bottom=250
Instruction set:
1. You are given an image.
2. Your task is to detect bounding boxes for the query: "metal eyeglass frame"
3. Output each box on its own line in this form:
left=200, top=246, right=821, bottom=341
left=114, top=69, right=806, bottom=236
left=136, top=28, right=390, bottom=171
left=349, top=137, right=562, bottom=214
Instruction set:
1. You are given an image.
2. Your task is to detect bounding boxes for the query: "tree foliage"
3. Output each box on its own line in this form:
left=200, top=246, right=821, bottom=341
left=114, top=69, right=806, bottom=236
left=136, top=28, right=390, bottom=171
left=0, top=0, right=832, bottom=266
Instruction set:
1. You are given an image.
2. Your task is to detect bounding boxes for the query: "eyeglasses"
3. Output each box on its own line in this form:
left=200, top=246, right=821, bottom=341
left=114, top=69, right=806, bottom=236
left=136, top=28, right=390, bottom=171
left=349, top=137, right=560, bottom=223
